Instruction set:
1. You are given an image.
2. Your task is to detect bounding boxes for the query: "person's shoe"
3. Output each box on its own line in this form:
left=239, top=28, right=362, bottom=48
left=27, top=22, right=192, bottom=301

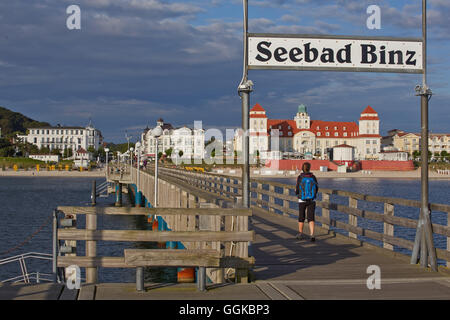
left=310, top=237, right=316, bottom=242
left=295, top=233, right=304, bottom=240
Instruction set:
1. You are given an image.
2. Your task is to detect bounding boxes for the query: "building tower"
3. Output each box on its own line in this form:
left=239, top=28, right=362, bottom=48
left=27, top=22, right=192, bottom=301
left=358, top=106, right=380, bottom=135
left=294, top=104, right=310, bottom=129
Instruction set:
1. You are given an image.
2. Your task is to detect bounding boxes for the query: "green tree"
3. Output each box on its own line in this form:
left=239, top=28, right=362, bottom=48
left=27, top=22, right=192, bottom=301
left=39, top=146, right=50, bottom=155
left=165, top=148, right=173, bottom=158
left=51, top=148, right=61, bottom=155
left=0, top=146, right=15, bottom=157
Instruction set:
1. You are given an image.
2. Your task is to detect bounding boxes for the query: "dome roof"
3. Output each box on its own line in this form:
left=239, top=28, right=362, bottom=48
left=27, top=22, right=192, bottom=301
left=298, top=104, right=307, bottom=114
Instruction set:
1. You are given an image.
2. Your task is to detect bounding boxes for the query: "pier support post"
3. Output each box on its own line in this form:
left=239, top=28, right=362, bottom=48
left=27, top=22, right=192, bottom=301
left=115, top=183, right=122, bottom=207
left=91, top=180, right=96, bottom=206
left=135, top=190, right=142, bottom=207
left=52, top=209, right=58, bottom=283
left=136, top=267, right=144, bottom=291
left=197, top=266, right=206, bottom=291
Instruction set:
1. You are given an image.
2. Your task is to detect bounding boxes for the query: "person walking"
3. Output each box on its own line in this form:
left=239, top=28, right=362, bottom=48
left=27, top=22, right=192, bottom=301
left=295, top=162, right=318, bottom=242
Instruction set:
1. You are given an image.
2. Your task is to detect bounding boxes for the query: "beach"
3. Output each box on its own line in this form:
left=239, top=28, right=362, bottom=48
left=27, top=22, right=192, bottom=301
left=0, top=169, right=106, bottom=178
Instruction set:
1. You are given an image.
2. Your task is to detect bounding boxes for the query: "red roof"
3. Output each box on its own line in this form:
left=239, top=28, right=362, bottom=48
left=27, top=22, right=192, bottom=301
left=310, top=120, right=359, bottom=139
left=250, top=103, right=266, bottom=112
left=361, top=105, right=377, bottom=114
left=267, top=119, right=360, bottom=139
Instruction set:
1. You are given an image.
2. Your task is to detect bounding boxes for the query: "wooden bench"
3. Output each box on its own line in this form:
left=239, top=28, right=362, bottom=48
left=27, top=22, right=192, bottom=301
left=124, top=249, right=221, bottom=291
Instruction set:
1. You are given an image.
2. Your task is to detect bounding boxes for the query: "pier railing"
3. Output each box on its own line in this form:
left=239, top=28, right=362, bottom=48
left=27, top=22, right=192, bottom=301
left=155, top=167, right=450, bottom=267
left=55, top=206, right=254, bottom=288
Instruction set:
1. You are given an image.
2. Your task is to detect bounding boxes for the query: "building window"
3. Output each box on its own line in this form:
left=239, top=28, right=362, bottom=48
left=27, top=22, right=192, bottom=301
left=326, top=132, right=330, bottom=137
left=317, top=126, right=320, bottom=130
left=366, top=140, right=370, bottom=144
left=373, top=148, right=377, bottom=154
left=372, top=140, right=377, bottom=144
left=343, top=132, right=347, bottom=137
left=325, top=126, right=328, bottom=130
left=317, top=132, right=321, bottom=137
left=343, top=127, right=346, bottom=130
left=334, top=126, right=337, bottom=130
left=334, top=132, right=338, bottom=137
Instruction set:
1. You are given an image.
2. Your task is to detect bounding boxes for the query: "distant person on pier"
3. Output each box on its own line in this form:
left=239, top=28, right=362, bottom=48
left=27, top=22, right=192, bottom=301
left=295, top=162, right=318, bottom=242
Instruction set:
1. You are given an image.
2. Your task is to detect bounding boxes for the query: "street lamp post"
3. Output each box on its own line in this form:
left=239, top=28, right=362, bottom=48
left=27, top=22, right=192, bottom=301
left=151, top=126, right=163, bottom=207
left=135, top=142, right=141, bottom=195
left=105, top=148, right=110, bottom=174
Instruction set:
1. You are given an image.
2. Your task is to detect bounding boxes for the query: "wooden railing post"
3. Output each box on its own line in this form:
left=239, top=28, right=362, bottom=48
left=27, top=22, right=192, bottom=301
left=447, top=214, right=450, bottom=268
left=268, top=185, right=275, bottom=213
left=383, top=203, right=395, bottom=250
left=256, top=183, right=263, bottom=208
left=282, top=187, right=290, bottom=217
left=321, top=192, right=330, bottom=231
left=86, top=211, right=97, bottom=283
left=348, top=197, right=358, bottom=239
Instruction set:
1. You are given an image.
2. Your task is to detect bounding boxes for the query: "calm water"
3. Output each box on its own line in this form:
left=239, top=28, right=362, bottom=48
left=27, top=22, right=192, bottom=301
left=0, top=177, right=449, bottom=282
left=0, top=177, right=173, bottom=283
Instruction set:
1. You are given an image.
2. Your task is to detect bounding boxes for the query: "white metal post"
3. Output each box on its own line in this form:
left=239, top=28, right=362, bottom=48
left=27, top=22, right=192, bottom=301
left=155, top=139, right=158, bottom=208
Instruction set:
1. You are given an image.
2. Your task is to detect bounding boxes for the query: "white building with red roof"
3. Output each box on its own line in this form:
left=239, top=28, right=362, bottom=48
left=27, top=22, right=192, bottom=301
left=235, top=104, right=382, bottom=160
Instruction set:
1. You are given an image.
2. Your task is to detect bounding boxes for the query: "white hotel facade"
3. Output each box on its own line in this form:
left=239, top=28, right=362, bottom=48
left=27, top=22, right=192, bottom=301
left=18, top=123, right=103, bottom=153
left=141, top=118, right=205, bottom=160
left=235, top=104, right=382, bottom=160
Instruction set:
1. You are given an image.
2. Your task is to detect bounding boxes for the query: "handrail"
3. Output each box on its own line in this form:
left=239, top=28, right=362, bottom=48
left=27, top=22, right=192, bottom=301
left=0, top=252, right=53, bottom=284
left=150, top=167, right=450, bottom=266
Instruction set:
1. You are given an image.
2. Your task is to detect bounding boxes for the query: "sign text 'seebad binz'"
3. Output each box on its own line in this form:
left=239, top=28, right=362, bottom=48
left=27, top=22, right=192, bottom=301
left=248, top=34, right=423, bottom=74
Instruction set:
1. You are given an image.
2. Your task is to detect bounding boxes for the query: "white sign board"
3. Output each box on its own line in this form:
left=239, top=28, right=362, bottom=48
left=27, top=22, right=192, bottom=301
left=248, top=34, right=423, bottom=73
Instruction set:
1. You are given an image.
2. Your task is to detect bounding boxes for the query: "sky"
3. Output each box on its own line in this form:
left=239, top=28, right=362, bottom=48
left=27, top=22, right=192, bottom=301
left=0, top=0, right=449, bottom=143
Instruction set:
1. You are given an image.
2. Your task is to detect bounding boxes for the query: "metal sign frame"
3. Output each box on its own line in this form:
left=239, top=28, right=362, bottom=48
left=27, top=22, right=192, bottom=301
left=238, top=0, right=437, bottom=271
left=247, top=33, right=424, bottom=74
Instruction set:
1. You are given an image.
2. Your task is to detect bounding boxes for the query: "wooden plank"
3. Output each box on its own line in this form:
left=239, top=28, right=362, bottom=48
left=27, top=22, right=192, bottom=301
left=124, top=249, right=221, bottom=267
left=256, top=283, right=287, bottom=300
left=78, top=284, right=96, bottom=300
left=58, top=256, right=127, bottom=268
left=270, top=283, right=304, bottom=300
left=59, top=286, right=79, bottom=300
left=58, top=229, right=255, bottom=242
left=57, top=206, right=252, bottom=217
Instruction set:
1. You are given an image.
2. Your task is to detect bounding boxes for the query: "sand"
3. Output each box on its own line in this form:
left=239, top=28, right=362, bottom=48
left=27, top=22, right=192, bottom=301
left=0, top=169, right=106, bottom=178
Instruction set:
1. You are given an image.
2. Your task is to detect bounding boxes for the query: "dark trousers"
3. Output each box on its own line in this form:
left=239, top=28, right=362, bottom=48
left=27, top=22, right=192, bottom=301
left=298, top=200, right=316, bottom=222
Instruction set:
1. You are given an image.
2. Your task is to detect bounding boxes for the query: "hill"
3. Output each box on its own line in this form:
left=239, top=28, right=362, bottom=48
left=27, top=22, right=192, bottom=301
left=0, top=106, right=50, bottom=137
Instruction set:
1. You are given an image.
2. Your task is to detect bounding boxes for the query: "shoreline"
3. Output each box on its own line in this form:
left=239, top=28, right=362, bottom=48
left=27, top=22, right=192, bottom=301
left=211, top=169, right=450, bottom=180
left=0, top=169, right=106, bottom=178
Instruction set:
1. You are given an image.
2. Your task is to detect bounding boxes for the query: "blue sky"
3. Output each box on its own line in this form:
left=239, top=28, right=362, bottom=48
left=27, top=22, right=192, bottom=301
left=0, top=0, right=448, bottom=142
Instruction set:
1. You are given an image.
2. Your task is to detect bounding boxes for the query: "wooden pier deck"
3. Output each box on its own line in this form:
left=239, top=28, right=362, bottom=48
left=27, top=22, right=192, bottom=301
left=2, top=205, right=449, bottom=300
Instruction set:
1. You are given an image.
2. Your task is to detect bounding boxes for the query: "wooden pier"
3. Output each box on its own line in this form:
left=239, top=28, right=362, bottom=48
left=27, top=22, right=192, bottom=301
left=1, top=165, right=449, bottom=300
